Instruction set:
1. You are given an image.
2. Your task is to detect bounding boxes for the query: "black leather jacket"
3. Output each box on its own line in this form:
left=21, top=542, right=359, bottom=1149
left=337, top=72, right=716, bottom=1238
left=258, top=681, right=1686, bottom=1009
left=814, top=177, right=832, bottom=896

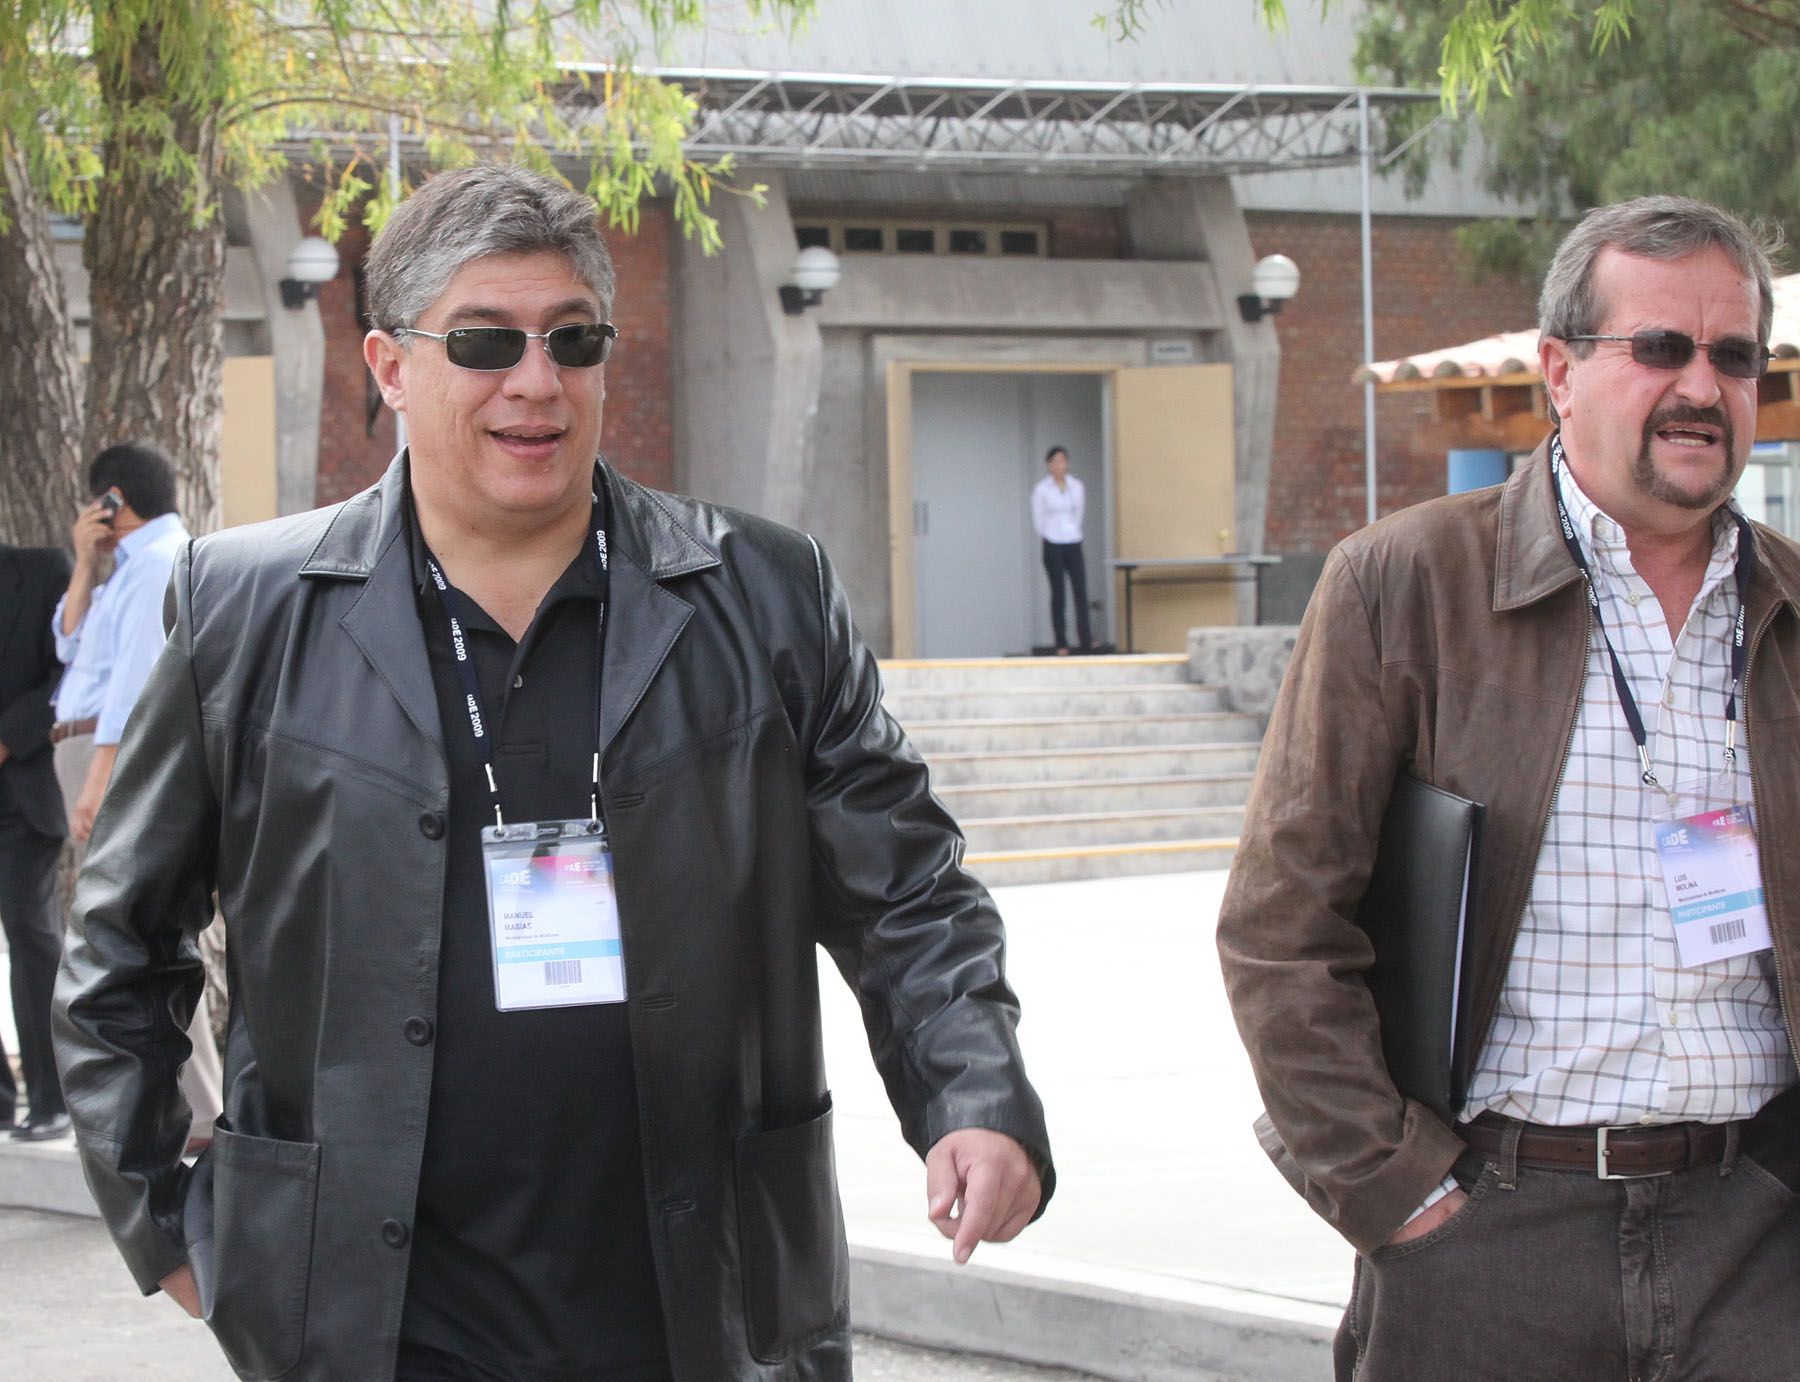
left=55, top=455, right=1053, bottom=1381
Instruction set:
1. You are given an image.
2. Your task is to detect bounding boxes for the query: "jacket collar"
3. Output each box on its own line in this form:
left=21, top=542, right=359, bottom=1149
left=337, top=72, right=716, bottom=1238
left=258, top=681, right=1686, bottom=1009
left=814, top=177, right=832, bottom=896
left=1491, top=435, right=1800, bottom=621
left=1492, top=439, right=1584, bottom=612
left=297, top=451, right=723, bottom=585
left=296, top=450, right=724, bottom=763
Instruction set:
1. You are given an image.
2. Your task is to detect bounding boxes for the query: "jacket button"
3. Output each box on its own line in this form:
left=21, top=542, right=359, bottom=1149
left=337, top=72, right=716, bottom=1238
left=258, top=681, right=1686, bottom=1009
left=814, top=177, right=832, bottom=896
left=418, top=812, right=445, bottom=840
left=403, top=1017, right=434, bottom=1046
left=380, top=1219, right=410, bottom=1249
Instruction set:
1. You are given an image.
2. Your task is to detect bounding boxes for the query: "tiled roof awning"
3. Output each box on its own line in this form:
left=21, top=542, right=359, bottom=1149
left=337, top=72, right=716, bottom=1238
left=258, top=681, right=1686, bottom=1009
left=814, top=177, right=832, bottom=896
left=1357, top=273, right=1800, bottom=386
left=1354, top=275, right=1800, bottom=447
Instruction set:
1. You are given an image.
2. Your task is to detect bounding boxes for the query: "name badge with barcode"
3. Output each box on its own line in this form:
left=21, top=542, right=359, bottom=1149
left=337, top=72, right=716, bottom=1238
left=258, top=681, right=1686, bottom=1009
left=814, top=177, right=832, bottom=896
left=480, top=819, right=627, bottom=1010
left=1653, top=804, right=1773, bottom=967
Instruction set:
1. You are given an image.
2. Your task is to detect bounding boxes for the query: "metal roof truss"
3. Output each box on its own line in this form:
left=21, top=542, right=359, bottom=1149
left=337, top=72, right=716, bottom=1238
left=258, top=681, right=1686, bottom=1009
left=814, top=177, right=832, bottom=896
left=573, top=70, right=1438, bottom=176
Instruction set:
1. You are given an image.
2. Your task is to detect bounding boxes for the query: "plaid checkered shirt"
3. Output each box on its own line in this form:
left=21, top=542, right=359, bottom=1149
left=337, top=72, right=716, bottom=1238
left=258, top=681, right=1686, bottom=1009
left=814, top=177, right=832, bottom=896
left=1460, top=448, right=1794, bottom=1128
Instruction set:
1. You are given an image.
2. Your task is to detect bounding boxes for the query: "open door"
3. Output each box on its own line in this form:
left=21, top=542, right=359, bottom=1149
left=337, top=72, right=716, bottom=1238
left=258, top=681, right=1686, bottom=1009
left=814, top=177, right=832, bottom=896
left=1112, top=363, right=1237, bottom=652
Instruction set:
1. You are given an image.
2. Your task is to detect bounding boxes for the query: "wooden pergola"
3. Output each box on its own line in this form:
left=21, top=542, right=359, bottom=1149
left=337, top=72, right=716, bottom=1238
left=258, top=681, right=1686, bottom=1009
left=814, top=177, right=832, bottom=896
left=1358, top=273, right=1800, bottom=451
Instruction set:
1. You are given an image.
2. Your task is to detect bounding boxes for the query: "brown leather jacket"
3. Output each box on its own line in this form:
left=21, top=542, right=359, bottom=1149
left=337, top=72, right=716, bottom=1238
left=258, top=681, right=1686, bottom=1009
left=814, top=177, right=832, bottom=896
left=1217, top=440, right=1800, bottom=1255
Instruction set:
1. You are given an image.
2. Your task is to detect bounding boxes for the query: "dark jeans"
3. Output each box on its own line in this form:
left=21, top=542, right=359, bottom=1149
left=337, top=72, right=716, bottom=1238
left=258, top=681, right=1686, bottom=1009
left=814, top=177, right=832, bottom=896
left=1337, top=1118, right=1800, bottom=1382
left=0, top=813, right=65, bottom=1122
left=1041, top=540, right=1092, bottom=650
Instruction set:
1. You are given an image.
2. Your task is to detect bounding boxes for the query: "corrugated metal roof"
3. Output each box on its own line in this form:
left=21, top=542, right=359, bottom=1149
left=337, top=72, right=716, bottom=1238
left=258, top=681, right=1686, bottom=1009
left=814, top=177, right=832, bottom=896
left=652, top=0, right=1365, bottom=87
left=1358, top=273, right=1800, bottom=384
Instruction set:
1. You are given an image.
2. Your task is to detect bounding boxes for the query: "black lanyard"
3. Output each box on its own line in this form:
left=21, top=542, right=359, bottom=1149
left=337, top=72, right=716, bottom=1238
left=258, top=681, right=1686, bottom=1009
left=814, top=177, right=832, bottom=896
left=1548, top=435, right=1754, bottom=787
left=423, top=505, right=611, bottom=827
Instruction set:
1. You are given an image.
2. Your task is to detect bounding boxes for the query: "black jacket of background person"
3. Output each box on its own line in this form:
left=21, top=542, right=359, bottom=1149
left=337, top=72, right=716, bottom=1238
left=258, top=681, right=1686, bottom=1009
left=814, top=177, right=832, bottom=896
left=55, top=453, right=1054, bottom=1382
left=0, top=543, right=74, bottom=839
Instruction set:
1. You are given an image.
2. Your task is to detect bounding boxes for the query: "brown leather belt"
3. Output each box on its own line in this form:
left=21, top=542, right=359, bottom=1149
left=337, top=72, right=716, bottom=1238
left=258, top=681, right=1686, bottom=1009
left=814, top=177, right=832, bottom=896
left=49, top=717, right=97, bottom=744
left=1461, top=1111, right=1733, bottom=1179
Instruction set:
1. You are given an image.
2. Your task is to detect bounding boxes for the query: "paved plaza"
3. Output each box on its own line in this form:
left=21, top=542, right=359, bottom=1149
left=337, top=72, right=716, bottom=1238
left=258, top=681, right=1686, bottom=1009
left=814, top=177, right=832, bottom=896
left=0, top=870, right=1348, bottom=1379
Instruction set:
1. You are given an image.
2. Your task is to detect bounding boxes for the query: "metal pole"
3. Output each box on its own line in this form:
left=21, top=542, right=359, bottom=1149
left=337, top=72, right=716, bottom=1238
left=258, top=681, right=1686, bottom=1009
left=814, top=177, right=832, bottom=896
left=389, top=114, right=407, bottom=452
left=1359, top=90, right=1377, bottom=527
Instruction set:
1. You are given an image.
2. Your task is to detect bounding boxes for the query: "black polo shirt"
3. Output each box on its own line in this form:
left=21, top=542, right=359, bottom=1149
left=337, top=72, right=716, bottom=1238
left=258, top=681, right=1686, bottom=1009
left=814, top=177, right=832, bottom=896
left=397, top=494, right=670, bottom=1382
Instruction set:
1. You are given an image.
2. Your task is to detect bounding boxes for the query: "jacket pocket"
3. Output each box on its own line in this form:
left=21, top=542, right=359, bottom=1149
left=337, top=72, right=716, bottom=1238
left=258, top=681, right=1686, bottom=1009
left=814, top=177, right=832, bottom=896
left=203, top=1125, right=322, bottom=1380
left=734, top=1098, right=849, bottom=1362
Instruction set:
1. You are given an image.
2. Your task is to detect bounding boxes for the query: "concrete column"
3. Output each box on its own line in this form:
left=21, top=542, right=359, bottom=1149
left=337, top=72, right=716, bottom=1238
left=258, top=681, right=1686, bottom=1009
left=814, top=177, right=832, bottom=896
left=672, top=174, right=821, bottom=529
left=231, top=179, right=327, bottom=516
left=1125, top=179, right=1281, bottom=620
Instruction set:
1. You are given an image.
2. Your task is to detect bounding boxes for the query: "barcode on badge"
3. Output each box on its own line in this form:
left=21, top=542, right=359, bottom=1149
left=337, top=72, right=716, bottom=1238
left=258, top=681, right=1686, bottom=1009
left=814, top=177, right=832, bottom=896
left=544, top=959, right=583, bottom=986
left=1710, top=918, right=1747, bottom=946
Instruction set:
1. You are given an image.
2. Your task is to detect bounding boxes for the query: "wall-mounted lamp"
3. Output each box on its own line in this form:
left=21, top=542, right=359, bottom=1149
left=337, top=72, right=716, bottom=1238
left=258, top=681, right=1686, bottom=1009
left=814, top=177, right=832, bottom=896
left=279, top=236, right=341, bottom=310
left=1237, top=253, right=1301, bottom=323
left=779, top=246, right=842, bottom=315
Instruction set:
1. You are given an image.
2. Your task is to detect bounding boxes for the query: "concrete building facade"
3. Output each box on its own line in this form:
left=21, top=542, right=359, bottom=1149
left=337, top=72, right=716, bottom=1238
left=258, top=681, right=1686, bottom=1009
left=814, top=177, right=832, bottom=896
left=55, top=1, right=1546, bottom=654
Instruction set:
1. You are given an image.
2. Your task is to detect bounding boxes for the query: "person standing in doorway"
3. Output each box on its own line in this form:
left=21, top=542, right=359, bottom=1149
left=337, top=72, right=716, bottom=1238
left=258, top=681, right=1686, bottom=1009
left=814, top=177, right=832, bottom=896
left=1031, top=445, right=1093, bottom=654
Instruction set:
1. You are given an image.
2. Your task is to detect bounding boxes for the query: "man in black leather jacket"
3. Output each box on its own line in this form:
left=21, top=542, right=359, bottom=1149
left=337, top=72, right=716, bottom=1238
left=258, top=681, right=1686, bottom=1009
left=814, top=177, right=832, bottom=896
left=54, top=163, right=1052, bottom=1382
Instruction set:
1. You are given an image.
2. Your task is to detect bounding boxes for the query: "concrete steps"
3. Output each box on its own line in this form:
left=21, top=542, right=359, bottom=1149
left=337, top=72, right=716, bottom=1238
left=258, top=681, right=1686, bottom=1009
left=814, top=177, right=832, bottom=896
left=883, top=683, right=1230, bottom=724
left=906, top=712, right=1262, bottom=755
left=938, top=772, right=1256, bottom=818
left=925, top=742, right=1260, bottom=786
left=880, top=654, right=1259, bottom=885
left=961, top=806, right=1246, bottom=852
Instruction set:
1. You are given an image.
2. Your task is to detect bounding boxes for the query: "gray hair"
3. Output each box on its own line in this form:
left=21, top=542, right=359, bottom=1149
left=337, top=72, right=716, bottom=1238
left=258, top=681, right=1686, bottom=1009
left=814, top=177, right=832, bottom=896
left=364, top=164, right=616, bottom=332
left=1539, top=195, right=1780, bottom=353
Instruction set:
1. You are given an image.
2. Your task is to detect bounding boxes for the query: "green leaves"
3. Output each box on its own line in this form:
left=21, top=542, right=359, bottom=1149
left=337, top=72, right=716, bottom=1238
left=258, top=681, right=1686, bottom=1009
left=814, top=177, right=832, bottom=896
left=1, top=0, right=816, bottom=246
left=1354, top=1, right=1800, bottom=278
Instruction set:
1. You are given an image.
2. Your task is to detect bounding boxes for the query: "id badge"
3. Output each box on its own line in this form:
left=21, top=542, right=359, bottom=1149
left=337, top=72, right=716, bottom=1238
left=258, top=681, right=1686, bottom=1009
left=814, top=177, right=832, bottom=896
left=480, top=819, right=627, bottom=1010
left=1651, top=775, right=1773, bottom=968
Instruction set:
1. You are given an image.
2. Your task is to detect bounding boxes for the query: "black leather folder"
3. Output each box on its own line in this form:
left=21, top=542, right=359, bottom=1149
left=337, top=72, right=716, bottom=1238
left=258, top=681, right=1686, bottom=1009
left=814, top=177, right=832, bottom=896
left=1355, top=773, right=1485, bottom=1122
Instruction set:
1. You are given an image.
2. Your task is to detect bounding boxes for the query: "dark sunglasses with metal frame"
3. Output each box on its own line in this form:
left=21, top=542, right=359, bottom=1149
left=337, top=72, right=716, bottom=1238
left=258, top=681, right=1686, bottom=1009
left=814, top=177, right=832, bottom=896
left=394, top=322, right=619, bottom=371
left=1561, top=329, right=1772, bottom=381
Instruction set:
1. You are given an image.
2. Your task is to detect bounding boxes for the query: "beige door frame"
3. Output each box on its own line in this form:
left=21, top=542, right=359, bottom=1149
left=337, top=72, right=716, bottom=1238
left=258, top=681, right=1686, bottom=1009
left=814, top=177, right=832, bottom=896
left=877, top=333, right=1161, bottom=658
left=882, top=346, right=1235, bottom=657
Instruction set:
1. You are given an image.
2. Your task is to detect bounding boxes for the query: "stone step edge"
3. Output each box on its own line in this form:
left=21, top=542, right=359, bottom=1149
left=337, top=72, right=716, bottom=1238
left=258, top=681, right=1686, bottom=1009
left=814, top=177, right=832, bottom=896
left=905, top=712, right=1254, bottom=729
left=880, top=654, right=1186, bottom=669
left=960, top=806, right=1246, bottom=828
left=890, top=682, right=1225, bottom=699
left=942, top=773, right=1255, bottom=798
left=964, top=837, right=1239, bottom=865
left=931, top=742, right=1257, bottom=764
left=851, top=1240, right=1335, bottom=1382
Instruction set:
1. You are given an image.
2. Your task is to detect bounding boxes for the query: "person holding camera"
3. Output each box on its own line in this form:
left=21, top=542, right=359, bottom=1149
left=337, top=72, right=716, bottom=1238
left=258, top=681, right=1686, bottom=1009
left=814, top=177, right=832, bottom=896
left=52, top=441, right=220, bottom=1144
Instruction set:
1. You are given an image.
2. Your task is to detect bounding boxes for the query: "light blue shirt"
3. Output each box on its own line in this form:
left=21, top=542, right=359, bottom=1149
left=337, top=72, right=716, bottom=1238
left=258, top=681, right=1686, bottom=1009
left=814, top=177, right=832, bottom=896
left=52, top=511, right=190, bottom=744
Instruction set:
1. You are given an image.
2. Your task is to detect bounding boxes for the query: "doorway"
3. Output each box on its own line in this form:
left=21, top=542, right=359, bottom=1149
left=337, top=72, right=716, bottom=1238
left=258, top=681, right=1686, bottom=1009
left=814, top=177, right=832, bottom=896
left=908, top=371, right=1108, bottom=658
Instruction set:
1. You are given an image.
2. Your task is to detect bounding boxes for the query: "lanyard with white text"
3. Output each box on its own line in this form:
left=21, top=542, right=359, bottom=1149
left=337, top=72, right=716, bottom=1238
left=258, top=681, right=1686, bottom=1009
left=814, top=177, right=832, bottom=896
left=423, top=508, right=610, bottom=827
left=1548, top=434, right=1754, bottom=787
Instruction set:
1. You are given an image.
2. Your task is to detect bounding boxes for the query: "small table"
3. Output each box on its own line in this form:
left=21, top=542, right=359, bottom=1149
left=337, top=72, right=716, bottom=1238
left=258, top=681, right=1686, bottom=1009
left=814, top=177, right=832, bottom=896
left=1109, top=555, right=1283, bottom=652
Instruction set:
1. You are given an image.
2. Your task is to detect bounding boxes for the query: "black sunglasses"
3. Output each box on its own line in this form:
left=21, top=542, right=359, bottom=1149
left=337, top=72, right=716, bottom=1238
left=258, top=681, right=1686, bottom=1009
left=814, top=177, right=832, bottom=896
left=395, top=322, right=618, bottom=371
left=1562, top=329, right=1772, bottom=381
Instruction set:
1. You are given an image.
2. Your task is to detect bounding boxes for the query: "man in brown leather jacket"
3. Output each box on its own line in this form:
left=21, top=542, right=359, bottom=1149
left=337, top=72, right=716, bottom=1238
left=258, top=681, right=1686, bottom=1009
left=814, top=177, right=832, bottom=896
left=55, top=164, right=1050, bottom=1382
left=1220, top=196, right=1800, bottom=1381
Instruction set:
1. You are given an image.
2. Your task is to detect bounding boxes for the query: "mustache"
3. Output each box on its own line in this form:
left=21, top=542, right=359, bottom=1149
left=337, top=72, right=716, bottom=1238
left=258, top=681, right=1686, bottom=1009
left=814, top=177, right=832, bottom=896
left=1645, top=402, right=1729, bottom=433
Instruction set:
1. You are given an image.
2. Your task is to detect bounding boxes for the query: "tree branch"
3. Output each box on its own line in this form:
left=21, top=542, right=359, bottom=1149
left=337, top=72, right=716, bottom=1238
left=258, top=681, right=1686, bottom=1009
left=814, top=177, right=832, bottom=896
left=1712, top=0, right=1800, bottom=38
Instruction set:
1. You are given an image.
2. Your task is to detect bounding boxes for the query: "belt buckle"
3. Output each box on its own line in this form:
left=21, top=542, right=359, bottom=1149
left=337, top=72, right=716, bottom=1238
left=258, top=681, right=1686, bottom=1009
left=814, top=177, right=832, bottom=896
left=1595, top=1125, right=1669, bottom=1180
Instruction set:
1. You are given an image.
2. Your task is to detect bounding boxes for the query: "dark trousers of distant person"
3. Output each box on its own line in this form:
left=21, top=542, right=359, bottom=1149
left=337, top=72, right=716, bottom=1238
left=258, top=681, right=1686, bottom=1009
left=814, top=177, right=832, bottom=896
left=1042, top=540, right=1092, bottom=651
left=0, top=813, right=65, bottom=1126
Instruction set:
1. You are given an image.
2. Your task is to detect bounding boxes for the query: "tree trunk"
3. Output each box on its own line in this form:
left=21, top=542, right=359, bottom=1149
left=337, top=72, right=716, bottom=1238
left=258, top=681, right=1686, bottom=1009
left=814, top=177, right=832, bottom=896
left=0, top=135, right=85, bottom=549
left=82, top=18, right=226, bottom=535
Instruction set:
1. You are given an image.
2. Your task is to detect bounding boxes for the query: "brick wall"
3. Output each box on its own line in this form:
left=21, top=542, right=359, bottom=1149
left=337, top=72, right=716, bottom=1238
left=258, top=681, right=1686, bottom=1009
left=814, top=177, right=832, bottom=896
left=309, top=193, right=676, bottom=505
left=313, top=217, right=394, bottom=506
left=600, top=203, right=675, bottom=491
left=1246, top=212, right=1540, bottom=554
